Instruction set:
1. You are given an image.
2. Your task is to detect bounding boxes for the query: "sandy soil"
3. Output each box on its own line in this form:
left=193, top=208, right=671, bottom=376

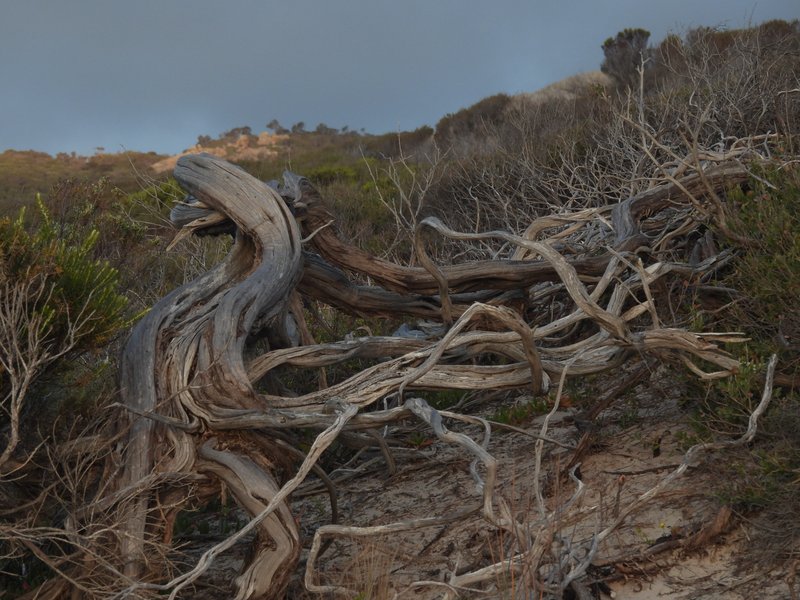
left=178, top=365, right=793, bottom=599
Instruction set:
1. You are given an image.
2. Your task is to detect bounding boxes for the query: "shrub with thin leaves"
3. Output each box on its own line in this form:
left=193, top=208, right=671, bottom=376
left=0, top=195, right=129, bottom=355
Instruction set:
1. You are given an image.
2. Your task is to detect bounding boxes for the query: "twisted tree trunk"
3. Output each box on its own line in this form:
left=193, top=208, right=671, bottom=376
left=118, top=154, right=303, bottom=598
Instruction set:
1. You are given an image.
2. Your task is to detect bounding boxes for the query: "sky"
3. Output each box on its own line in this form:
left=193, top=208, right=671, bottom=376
left=1, top=1, right=797, bottom=156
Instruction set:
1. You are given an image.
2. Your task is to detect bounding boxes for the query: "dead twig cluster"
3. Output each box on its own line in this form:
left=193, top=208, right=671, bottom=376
left=85, top=139, right=774, bottom=600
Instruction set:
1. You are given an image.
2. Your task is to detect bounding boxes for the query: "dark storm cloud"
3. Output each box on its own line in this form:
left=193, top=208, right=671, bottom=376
left=1, top=0, right=797, bottom=155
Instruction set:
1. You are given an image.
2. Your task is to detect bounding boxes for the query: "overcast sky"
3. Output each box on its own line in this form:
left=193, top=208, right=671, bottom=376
left=1, top=1, right=797, bottom=156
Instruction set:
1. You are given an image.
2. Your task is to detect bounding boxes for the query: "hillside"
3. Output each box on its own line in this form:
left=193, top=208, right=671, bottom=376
left=0, top=70, right=613, bottom=217
left=1, top=19, right=799, bottom=600
left=0, top=149, right=165, bottom=214
left=149, top=130, right=290, bottom=174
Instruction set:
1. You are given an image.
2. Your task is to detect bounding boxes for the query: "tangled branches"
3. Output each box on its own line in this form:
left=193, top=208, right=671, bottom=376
left=84, top=140, right=774, bottom=600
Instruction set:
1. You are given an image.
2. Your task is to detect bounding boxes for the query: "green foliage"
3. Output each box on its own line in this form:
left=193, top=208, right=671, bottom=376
left=726, top=166, right=800, bottom=359
left=617, top=398, right=642, bottom=429
left=711, top=384, right=800, bottom=515
left=98, top=178, right=224, bottom=309
left=305, top=165, right=359, bottom=186
left=677, top=166, right=800, bottom=555
left=404, top=430, right=434, bottom=449
left=685, top=166, right=800, bottom=431
left=0, top=196, right=130, bottom=350
left=266, top=118, right=289, bottom=135
left=122, top=177, right=184, bottom=212
left=108, top=177, right=184, bottom=242
left=693, top=356, right=768, bottom=438
left=238, top=137, right=425, bottom=257
left=490, top=396, right=549, bottom=426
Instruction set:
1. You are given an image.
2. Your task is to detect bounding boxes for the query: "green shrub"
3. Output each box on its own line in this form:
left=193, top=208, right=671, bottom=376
left=0, top=195, right=130, bottom=351
left=601, top=28, right=652, bottom=90
left=490, top=396, right=549, bottom=426
left=726, top=166, right=800, bottom=360
left=306, top=165, right=359, bottom=186
left=680, top=165, right=800, bottom=559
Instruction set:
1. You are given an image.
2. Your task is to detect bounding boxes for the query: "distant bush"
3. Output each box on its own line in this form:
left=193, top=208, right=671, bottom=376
left=314, top=123, right=338, bottom=136
left=220, top=125, right=252, bottom=140
left=601, top=28, right=652, bottom=89
left=266, top=119, right=289, bottom=135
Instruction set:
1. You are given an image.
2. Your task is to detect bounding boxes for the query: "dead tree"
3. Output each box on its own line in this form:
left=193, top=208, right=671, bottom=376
left=108, top=152, right=753, bottom=599
left=117, top=155, right=304, bottom=598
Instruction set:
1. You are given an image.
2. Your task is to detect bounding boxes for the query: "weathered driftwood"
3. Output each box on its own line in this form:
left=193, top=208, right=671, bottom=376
left=118, top=154, right=304, bottom=598
left=109, top=153, right=754, bottom=599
